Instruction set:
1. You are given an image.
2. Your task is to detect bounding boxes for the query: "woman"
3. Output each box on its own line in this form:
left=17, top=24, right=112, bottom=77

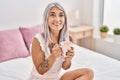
left=29, top=2, right=94, bottom=80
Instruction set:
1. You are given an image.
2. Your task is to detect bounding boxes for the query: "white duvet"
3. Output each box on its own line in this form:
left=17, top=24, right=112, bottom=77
left=0, top=44, right=120, bottom=80
left=0, top=57, right=33, bottom=80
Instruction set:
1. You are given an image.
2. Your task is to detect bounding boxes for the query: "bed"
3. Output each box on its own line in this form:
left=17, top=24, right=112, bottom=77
left=0, top=44, right=120, bottom=80
left=0, top=25, right=120, bottom=80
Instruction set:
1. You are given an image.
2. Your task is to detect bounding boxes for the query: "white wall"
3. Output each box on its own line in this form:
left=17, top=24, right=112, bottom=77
left=80, top=0, right=93, bottom=26
left=0, top=0, right=83, bottom=30
left=0, top=0, right=94, bottom=30
left=0, top=0, right=49, bottom=30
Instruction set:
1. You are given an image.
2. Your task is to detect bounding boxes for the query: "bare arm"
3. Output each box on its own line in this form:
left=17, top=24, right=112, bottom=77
left=62, top=59, right=71, bottom=70
left=31, top=38, right=56, bottom=75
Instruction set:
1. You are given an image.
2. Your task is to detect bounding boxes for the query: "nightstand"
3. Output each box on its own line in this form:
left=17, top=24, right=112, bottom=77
left=69, top=25, right=94, bottom=50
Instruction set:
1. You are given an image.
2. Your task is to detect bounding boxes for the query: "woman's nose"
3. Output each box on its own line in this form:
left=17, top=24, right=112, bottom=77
left=54, top=15, right=60, bottom=22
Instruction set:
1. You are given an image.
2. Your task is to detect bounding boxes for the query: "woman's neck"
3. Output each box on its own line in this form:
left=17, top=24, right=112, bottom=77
left=51, top=31, right=60, bottom=43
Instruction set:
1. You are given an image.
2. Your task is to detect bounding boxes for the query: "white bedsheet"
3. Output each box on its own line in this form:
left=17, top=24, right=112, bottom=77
left=72, top=45, right=120, bottom=80
left=0, top=57, right=33, bottom=80
left=0, top=44, right=120, bottom=80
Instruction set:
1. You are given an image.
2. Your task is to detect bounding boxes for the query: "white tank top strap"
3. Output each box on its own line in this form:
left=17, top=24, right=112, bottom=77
left=34, top=33, right=44, bottom=44
left=34, top=33, right=50, bottom=59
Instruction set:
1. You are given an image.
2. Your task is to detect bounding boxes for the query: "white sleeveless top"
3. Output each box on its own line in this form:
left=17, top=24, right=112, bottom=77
left=28, top=33, right=65, bottom=80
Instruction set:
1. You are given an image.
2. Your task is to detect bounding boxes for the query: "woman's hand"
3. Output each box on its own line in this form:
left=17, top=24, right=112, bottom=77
left=62, top=47, right=74, bottom=69
left=51, top=44, right=63, bottom=58
left=65, top=47, right=74, bottom=61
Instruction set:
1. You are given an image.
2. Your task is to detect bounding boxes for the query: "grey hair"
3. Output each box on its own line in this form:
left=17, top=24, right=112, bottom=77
left=41, top=2, right=69, bottom=45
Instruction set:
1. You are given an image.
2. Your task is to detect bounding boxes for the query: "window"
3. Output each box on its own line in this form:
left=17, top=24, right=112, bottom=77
left=103, top=0, right=120, bottom=34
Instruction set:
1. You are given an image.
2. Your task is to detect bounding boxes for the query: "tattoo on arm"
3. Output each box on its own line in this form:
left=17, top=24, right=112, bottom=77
left=40, top=59, right=49, bottom=68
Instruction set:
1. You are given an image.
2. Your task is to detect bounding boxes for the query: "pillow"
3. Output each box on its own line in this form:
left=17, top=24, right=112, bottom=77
left=0, top=29, right=29, bottom=62
left=19, top=24, right=42, bottom=50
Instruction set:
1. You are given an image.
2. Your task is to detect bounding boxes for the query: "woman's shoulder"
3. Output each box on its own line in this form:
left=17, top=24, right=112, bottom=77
left=34, top=33, right=44, bottom=43
left=34, top=33, right=43, bottom=38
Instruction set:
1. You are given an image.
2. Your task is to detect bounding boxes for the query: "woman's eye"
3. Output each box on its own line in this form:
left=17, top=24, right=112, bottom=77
left=50, top=13, right=55, bottom=16
left=59, top=14, right=64, bottom=17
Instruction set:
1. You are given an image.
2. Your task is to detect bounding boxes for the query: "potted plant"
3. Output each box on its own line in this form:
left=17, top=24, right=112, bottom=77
left=99, top=25, right=109, bottom=38
left=113, top=27, right=120, bottom=42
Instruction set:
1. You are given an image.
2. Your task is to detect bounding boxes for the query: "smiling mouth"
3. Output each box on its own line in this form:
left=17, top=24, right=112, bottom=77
left=53, top=23, right=60, bottom=26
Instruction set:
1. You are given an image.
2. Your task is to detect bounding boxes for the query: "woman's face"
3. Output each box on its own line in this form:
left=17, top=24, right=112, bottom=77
left=48, top=6, right=65, bottom=32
